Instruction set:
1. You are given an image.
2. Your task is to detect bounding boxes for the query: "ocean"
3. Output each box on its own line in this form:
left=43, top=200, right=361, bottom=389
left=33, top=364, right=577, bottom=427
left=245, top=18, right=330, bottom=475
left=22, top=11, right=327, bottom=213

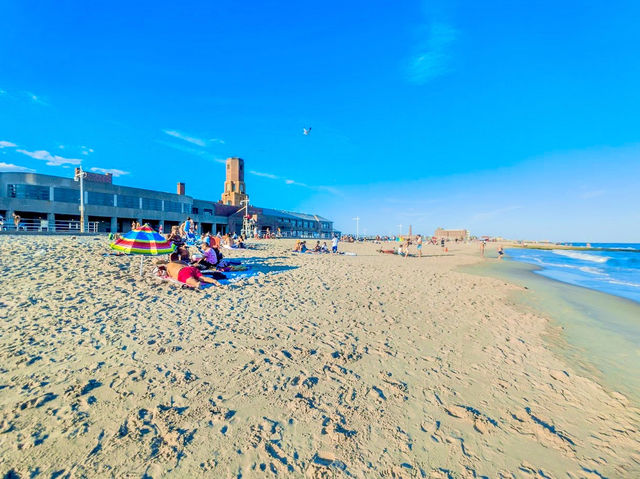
left=505, top=244, right=640, bottom=303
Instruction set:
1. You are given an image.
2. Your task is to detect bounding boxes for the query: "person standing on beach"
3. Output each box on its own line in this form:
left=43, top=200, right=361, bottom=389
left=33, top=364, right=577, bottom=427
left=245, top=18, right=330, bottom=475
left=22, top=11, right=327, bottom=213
left=497, top=246, right=505, bottom=260
left=416, top=234, right=423, bottom=258
left=332, top=234, right=339, bottom=253
left=440, top=237, right=445, bottom=251
left=13, top=213, right=21, bottom=231
left=480, top=240, right=486, bottom=257
left=404, top=237, right=411, bottom=258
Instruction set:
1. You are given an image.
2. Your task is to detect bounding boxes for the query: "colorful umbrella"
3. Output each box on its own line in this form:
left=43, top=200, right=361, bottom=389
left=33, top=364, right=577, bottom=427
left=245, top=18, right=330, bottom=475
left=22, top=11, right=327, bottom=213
left=110, top=224, right=176, bottom=275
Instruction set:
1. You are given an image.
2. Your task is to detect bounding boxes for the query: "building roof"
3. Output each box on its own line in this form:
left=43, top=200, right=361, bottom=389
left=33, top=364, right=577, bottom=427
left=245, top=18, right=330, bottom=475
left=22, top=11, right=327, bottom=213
left=258, top=207, right=331, bottom=223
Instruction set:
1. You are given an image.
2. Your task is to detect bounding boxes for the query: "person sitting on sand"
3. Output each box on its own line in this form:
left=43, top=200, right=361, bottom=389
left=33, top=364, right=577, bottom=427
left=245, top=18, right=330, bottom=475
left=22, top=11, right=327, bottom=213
left=174, top=244, right=191, bottom=263
left=293, top=240, right=302, bottom=252
left=313, top=241, right=322, bottom=252
left=167, top=225, right=184, bottom=246
left=192, top=242, right=219, bottom=269
left=222, top=234, right=235, bottom=248
left=160, top=262, right=222, bottom=289
left=321, top=242, right=329, bottom=253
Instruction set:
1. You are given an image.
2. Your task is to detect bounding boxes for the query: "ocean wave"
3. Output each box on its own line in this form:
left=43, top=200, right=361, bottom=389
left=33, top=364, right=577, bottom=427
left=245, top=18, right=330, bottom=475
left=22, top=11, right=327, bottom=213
left=578, top=266, right=607, bottom=276
left=552, top=250, right=610, bottom=263
left=606, top=279, right=640, bottom=288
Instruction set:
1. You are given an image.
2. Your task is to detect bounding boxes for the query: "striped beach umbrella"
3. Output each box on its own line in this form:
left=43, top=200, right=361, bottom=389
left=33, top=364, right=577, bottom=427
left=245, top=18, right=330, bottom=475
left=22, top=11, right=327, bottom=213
left=110, top=224, right=175, bottom=275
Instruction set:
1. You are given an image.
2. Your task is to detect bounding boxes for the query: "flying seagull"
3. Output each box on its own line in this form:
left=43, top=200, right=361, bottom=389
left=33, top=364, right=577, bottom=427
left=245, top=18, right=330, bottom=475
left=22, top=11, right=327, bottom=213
left=303, top=127, right=312, bottom=136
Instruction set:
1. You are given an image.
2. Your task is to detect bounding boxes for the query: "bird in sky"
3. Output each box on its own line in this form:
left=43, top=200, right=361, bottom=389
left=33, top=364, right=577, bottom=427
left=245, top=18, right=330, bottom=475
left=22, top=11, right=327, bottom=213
left=303, top=127, right=312, bottom=136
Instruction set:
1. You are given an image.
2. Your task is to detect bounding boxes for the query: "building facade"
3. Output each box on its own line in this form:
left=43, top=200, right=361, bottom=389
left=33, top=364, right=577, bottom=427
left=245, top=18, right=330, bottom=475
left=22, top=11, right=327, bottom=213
left=0, top=160, right=334, bottom=237
left=434, top=227, right=469, bottom=241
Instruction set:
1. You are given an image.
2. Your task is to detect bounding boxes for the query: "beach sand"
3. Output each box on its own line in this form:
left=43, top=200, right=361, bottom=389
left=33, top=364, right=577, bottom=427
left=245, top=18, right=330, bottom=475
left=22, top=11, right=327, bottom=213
left=1, top=237, right=638, bottom=477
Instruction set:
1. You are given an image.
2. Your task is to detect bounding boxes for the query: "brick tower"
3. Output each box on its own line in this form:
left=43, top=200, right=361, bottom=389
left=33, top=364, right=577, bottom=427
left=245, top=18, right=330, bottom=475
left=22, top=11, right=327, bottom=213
left=221, top=157, right=248, bottom=206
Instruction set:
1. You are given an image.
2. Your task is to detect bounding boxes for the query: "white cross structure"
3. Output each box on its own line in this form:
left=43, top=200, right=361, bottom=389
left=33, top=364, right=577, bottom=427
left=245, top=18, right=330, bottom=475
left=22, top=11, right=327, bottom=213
left=74, top=166, right=87, bottom=233
left=352, top=216, right=360, bottom=240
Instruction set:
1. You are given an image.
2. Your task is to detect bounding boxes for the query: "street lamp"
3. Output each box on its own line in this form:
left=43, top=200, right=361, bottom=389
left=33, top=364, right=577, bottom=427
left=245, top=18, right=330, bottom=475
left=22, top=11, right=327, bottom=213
left=74, top=166, right=87, bottom=233
left=352, top=216, right=360, bottom=240
left=397, top=224, right=403, bottom=236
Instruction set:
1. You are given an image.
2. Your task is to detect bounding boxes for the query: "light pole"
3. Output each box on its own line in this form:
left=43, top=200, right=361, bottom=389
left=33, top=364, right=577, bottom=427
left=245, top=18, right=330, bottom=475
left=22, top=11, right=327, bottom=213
left=74, top=166, right=87, bottom=233
left=397, top=224, right=403, bottom=237
left=352, top=216, right=360, bottom=240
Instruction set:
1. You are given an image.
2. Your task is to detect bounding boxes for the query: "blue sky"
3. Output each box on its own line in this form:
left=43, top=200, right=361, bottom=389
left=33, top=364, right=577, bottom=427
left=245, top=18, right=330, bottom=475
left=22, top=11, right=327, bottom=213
left=1, top=0, right=639, bottom=241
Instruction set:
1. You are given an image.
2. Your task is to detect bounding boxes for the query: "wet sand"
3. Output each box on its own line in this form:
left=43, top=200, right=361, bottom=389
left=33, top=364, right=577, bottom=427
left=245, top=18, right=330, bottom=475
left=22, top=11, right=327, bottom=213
left=0, top=236, right=638, bottom=477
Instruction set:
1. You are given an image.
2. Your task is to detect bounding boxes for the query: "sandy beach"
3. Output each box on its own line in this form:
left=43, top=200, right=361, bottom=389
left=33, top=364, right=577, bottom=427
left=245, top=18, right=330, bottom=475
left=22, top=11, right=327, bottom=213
left=1, top=236, right=639, bottom=478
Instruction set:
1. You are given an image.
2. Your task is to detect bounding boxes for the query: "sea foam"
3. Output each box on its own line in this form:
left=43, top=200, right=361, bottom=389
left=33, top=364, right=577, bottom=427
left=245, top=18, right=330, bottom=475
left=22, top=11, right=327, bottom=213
left=552, top=250, right=610, bottom=263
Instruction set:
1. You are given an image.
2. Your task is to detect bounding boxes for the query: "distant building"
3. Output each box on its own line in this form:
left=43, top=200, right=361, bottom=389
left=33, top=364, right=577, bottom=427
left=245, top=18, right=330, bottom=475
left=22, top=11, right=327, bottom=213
left=0, top=158, right=334, bottom=238
left=434, top=227, right=469, bottom=241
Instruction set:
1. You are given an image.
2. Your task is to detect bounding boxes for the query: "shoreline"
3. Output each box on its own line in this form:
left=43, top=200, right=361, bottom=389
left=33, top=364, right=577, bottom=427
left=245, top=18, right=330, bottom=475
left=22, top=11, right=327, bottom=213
left=460, top=254, right=640, bottom=405
left=511, top=243, right=640, bottom=253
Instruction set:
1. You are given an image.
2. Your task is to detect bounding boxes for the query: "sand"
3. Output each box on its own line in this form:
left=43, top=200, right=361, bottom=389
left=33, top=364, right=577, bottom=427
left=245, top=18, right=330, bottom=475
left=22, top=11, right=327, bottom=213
left=0, top=236, right=638, bottom=478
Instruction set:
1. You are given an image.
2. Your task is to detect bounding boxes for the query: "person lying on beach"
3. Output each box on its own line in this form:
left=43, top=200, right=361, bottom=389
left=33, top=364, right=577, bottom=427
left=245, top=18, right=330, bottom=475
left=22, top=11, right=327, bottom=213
left=160, top=262, right=222, bottom=289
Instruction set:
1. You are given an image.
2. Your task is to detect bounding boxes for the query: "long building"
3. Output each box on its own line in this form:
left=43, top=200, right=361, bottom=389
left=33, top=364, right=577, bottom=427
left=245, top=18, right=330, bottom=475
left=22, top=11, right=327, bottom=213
left=0, top=158, right=335, bottom=238
left=434, top=227, right=469, bottom=241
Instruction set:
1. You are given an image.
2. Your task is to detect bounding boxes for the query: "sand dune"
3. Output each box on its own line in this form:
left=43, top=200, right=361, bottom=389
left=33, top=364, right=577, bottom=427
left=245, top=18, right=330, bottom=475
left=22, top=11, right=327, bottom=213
left=1, top=237, right=638, bottom=477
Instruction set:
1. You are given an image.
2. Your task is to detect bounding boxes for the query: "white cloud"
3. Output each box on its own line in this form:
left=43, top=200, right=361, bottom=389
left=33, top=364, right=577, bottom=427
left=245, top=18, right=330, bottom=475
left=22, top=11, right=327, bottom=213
left=158, top=140, right=226, bottom=164
left=0, top=162, right=35, bottom=172
left=16, top=149, right=82, bottom=166
left=90, top=167, right=129, bottom=177
left=80, top=146, right=94, bottom=156
left=580, top=189, right=605, bottom=200
left=249, top=170, right=279, bottom=179
left=471, top=205, right=522, bottom=223
left=209, top=138, right=225, bottom=144
left=248, top=168, right=340, bottom=195
left=407, top=22, right=458, bottom=84
left=25, top=91, right=49, bottom=106
left=163, top=129, right=208, bottom=147
left=0, top=141, right=17, bottom=148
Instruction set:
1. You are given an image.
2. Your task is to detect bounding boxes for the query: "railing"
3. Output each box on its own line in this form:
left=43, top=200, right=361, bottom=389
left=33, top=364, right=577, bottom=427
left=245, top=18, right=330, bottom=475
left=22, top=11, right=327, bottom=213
left=0, top=218, right=99, bottom=233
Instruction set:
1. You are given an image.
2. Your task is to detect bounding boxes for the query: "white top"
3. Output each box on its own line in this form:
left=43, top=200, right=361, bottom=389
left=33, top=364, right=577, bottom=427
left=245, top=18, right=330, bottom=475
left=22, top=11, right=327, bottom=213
left=332, top=237, right=339, bottom=247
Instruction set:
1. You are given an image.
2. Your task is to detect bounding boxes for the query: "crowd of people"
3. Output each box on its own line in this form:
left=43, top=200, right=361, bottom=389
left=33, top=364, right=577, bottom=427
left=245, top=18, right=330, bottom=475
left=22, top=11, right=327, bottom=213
left=292, top=235, right=340, bottom=254
left=152, top=217, right=253, bottom=289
